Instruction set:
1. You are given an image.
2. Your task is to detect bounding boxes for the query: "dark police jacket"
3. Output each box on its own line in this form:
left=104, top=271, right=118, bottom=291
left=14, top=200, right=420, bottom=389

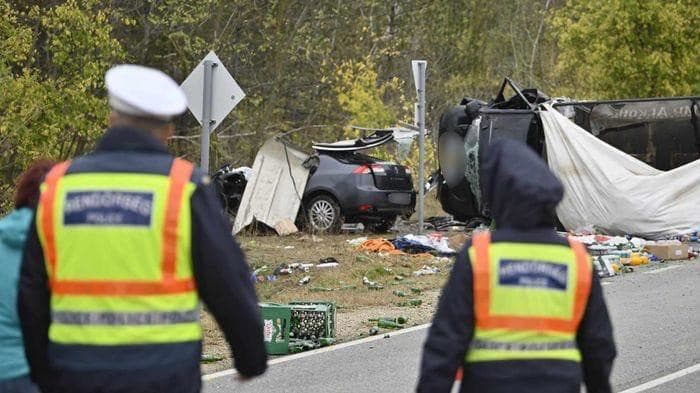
left=18, top=127, right=267, bottom=393
left=417, top=138, right=616, bottom=393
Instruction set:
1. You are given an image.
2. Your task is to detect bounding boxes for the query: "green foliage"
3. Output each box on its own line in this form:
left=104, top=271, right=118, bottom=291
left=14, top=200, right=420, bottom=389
left=333, top=57, right=407, bottom=131
left=0, top=0, right=124, bottom=212
left=552, top=0, right=700, bottom=99
left=1, top=0, right=698, bottom=213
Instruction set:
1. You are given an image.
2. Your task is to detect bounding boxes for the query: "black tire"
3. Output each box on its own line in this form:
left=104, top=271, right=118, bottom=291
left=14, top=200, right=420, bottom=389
left=305, top=194, right=343, bottom=233
left=366, top=216, right=397, bottom=234
left=464, top=217, right=488, bottom=229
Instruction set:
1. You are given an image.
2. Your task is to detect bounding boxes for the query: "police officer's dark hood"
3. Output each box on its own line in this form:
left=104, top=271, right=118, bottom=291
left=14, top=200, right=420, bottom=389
left=480, top=138, right=563, bottom=229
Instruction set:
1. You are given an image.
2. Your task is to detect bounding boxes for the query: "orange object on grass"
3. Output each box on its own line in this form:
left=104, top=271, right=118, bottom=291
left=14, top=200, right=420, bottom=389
left=359, top=239, right=396, bottom=253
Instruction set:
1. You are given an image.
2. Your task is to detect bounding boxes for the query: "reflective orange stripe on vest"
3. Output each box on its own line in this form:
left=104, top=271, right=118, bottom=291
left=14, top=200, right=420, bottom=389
left=472, top=232, right=591, bottom=333
left=40, top=161, right=70, bottom=281
left=41, top=158, right=196, bottom=296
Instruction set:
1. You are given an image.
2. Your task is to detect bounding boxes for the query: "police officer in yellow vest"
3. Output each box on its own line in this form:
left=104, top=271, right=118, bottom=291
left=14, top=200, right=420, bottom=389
left=417, top=138, right=616, bottom=393
left=18, top=65, right=267, bottom=393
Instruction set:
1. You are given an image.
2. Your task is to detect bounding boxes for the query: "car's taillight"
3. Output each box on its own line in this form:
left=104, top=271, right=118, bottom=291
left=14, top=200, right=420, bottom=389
left=352, top=164, right=385, bottom=174
left=353, top=165, right=371, bottom=174
left=370, top=164, right=385, bottom=173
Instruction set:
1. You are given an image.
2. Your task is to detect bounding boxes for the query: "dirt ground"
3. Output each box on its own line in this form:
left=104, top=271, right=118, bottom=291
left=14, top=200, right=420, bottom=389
left=200, top=199, right=469, bottom=373
left=202, top=196, right=467, bottom=373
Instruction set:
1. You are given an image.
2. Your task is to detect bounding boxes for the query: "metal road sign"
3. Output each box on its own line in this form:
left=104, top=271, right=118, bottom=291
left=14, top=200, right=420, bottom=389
left=412, top=60, right=426, bottom=98
left=181, top=51, right=245, bottom=132
left=181, top=51, right=245, bottom=172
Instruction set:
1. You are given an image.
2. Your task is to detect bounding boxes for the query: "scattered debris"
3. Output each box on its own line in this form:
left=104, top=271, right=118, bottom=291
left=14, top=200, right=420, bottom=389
left=572, top=234, right=646, bottom=248
left=362, top=276, right=384, bottom=290
left=425, top=216, right=467, bottom=231
left=594, top=256, right=616, bottom=277
left=273, top=264, right=293, bottom=275
left=395, top=233, right=456, bottom=255
left=645, top=240, right=691, bottom=260
left=396, top=299, right=423, bottom=307
left=369, top=327, right=379, bottom=336
left=369, top=316, right=408, bottom=325
left=298, top=276, right=311, bottom=285
left=568, top=230, right=700, bottom=278
left=251, top=265, right=271, bottom=283
left=289, top=339, right=318, bottom=353
left=342, top=223, right=365, bottom=233
left=375, top=319, right=404, bottom=329
left=316, top=257, right=340, bottom=268
left=392, top=290, right=407, bottom=297
left=413, top=265, right=440, bottom=276
left=360, top=239, right=398, bottom=253
left=200, top=354, right=225, bottom=363
left=392, top=238, right=434, bottom=254
left=347, top=236, right=369, bottom=246
left=274, top=218, right=299, bottom=236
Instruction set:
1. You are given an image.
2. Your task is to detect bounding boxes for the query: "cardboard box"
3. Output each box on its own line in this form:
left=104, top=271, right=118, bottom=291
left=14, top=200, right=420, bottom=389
left=644, top=243, right=689, bottom=260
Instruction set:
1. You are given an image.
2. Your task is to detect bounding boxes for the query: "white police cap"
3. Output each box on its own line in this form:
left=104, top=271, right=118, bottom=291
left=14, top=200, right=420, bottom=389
left=106, top=64, right=187, bottom=121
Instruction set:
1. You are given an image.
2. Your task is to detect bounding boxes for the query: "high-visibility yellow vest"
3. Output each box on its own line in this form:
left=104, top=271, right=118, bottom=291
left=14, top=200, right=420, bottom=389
left=36, top=159, right=201, bottom=346
left=465, top=232, right=591, bottom=363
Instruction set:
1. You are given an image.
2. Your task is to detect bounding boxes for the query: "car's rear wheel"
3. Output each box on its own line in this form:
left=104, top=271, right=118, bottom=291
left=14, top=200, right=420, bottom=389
left=306, top=195, right=343, bottom=233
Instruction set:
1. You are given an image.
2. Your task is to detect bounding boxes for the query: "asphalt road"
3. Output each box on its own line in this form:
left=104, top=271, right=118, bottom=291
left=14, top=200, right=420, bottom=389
left=204, top=259, right=700, bottom=393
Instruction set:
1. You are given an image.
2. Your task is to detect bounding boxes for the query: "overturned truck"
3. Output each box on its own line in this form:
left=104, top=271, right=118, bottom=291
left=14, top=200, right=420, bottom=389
left=436, top=78, right=700, bottom=236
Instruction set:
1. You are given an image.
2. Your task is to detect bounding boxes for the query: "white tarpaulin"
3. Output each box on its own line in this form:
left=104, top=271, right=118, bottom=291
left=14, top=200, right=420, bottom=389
left=540, top=104, right=700, bottom=239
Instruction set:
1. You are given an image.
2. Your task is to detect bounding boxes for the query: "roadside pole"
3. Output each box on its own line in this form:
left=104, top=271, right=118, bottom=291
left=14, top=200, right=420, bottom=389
left=412, top=60, right=427, bottom=234
left=200, top=60, right=216, bottom=172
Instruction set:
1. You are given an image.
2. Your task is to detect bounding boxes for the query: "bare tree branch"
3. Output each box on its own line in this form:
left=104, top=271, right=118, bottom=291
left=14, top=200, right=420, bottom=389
left=529, top=0, right=553, bottom=85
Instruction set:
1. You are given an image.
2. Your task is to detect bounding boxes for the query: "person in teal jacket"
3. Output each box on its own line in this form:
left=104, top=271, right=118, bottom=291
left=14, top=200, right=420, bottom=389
left=0, top=160, right=55, bottom=392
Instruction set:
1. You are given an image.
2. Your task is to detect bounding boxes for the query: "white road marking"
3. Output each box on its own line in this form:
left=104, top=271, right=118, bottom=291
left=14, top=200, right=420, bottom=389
left=643, top=265, right=682, bottom=275
left=601, top=281, right=613, bottom=286
left=618, top=363, right=700, bottom=393
left=204, top=327, right=700, bottom=392
left=202, top=323, right=431, bottom=381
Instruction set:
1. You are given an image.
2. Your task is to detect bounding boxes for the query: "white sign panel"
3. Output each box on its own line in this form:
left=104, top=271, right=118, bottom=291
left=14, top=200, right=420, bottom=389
left=181, top=51, right=245, bottom=132
left=411, top=60, right=426, bottom=96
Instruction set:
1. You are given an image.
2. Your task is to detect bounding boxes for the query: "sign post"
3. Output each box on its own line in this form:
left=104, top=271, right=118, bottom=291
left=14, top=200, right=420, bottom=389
left=181, top=51, right=246, bottom=173
left=200, top=60, right=215, bottom=172
left=412, top=60, right=427, bottom=234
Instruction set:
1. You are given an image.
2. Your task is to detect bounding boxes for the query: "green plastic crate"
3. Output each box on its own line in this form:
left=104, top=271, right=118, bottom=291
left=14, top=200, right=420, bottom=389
left=259, top=303, right=291, bottom=355
left=289, top=301, right=336, bottom=339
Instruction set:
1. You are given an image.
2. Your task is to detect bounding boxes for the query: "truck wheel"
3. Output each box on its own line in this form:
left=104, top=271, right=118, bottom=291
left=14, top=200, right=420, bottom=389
left=306, top=195, right=343, bottom=233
